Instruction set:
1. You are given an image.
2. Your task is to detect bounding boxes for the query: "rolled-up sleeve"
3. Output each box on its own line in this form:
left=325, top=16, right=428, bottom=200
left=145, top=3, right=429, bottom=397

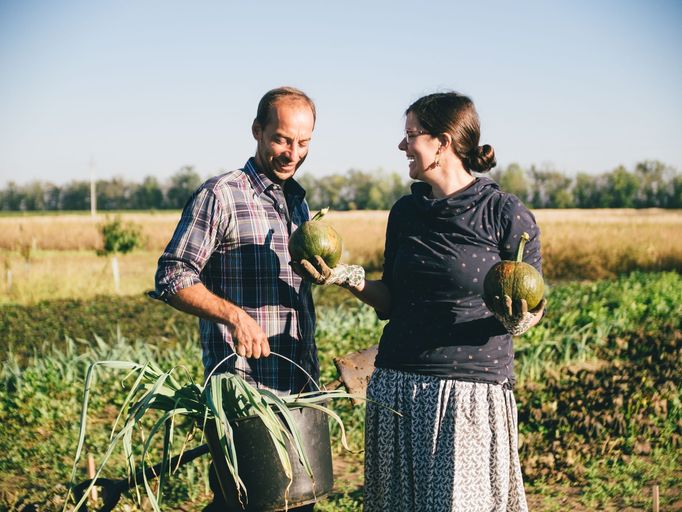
left=152, top=187, right=228, bottom=301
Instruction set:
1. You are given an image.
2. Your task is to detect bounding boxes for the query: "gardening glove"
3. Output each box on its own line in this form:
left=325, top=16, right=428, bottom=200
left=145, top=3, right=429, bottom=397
left=290, top=255, right=365, bottom=288
left=486, top=295, right=546, bottom=336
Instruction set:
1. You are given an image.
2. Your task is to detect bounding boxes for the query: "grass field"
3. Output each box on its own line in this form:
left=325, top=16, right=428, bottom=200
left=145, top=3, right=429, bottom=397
left=1, top=209, right=681, bottom=511
left=1, top=209, right=681, bottom=305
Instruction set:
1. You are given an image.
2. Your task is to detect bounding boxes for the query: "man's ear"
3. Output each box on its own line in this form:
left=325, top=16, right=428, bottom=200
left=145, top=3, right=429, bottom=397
left=252, top=119, right=262, bottom=140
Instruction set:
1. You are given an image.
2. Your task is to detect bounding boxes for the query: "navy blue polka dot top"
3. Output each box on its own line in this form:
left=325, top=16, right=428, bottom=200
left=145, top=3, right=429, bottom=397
left=374, top=177, right=542, bottom=385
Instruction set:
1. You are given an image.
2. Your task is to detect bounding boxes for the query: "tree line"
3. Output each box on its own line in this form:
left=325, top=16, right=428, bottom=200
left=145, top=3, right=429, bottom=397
left=1, top=160, right=680, bottom=212
left=490, top=160, right=681, bottom=209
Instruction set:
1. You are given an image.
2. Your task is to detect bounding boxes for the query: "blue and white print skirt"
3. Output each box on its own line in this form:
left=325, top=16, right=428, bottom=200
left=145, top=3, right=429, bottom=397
left=364, top=368, right=528, bottom=512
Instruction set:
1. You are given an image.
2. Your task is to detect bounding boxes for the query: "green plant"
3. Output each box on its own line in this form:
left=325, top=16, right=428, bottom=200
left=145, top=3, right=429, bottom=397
left=64, top=355, right=360, bottom=512
left=579, top=448, right=680, bottom=510
left=2, top=271, right=681, bottom=511
left=289, top=208, right=343, bottom=267
left=98, top=217, right=143, bottom=255
left=97, top=216, right=143, bottom=293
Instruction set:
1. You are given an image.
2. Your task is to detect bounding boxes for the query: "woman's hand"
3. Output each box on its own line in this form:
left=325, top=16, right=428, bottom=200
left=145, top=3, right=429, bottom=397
left=486, top=295, right=546, bottom=336
left=290, top=255, right=365, bottom=289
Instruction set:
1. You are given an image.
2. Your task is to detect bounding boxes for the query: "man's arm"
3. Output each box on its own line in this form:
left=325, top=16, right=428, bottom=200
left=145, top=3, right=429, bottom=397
left=152, top=187, right=269, bottom=358
left=166, top=283, right=270, bottom=359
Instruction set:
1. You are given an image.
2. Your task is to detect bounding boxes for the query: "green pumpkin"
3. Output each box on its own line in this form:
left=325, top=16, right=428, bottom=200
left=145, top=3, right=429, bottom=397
left=288, top=208, right=343, bottom=268
left=483, top=232, right=544, bottom=313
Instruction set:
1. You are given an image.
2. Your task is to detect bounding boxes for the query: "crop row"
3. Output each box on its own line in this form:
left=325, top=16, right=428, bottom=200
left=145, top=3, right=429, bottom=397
left=3, top=271, right=681, bottom=372
left=1, top=271, right=680, bottom=510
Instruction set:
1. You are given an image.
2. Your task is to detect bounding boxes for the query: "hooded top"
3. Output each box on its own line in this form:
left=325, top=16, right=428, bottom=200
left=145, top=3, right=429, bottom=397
left=374, top=176, right=542, bottom=385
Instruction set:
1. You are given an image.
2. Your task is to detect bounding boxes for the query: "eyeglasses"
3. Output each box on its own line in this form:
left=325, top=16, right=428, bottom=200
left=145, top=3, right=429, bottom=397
left=404, top=130, right=429, bottom=143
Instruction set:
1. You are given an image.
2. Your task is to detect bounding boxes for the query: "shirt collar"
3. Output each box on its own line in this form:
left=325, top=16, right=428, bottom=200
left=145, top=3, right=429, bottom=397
left=243, top=158, right=271, bottom=197
left=243, top=157, right=306, bottom=200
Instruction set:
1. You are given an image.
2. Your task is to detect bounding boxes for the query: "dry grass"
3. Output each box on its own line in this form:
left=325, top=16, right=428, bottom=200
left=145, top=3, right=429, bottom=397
left=0, top=250, right=159, bottom=304
left=0, top=212, right=182, bottom=252
left=326, top=211, right=389, bottom=269
left=1, top=209, right=680, bottom=304
left=534, top=209, right=682, bottom=280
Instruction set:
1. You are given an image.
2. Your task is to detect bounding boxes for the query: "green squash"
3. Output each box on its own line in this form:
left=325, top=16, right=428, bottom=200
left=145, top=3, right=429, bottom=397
left=483, top=232, right=544, bottom=313
left=288, top=208, right=343, bottom=268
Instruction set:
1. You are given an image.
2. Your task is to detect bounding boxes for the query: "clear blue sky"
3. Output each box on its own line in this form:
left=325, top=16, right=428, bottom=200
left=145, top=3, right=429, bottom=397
left=1, top=0, right=681, bottom=187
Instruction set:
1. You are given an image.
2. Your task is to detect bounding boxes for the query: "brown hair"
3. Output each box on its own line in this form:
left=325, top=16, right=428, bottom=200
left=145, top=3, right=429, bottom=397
left=406, top=92, right=496, bottom=173
left=255, top=86, right=316, bottom=128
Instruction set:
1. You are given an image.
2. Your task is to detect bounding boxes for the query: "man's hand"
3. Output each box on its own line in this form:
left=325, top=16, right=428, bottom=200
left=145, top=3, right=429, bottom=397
left=485, top=295, right=546, bottom=336
left=228, top=308, right=271, bottom=359
left=165, top=284, right=271, bottom=359
left=290, top=255, right=365, bottom=288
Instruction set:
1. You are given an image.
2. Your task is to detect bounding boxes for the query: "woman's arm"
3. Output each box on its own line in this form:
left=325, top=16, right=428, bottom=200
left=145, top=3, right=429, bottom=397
left=291, top=258, right=392, bottom=316
left=345, top=278, right=391, bottom=316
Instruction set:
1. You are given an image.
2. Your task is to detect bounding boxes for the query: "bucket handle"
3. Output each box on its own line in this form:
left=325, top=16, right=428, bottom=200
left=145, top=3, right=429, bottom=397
left=203, top=351, right=321, bottom=392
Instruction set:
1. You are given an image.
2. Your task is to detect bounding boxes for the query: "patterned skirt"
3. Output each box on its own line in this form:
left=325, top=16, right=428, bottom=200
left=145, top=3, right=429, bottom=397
left=364, top=368, right=528, bottom=512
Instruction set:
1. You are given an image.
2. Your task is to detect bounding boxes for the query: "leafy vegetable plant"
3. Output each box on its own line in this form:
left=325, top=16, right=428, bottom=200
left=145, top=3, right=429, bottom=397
left=64, top=354, right=360, bottom=511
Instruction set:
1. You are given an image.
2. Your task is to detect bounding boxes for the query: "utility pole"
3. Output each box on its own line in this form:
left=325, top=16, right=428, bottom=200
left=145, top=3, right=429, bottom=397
left=89, top=156, right=97, bottom=218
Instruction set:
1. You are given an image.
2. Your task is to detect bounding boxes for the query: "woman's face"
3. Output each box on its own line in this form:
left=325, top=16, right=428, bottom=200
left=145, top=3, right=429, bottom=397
left=399, top=112, right=440, bottom=181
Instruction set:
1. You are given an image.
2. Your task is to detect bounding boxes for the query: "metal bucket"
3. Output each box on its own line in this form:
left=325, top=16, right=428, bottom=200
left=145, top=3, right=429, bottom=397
left=205, top=405, right=334, bottom=511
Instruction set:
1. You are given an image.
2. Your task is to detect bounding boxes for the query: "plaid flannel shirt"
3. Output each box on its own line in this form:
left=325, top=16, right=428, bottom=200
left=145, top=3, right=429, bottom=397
left=152, top=158, right=317, bottom=393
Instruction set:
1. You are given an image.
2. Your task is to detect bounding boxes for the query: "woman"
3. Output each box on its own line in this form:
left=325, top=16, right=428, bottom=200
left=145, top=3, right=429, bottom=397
left=294, top=91, right=544, bottom=511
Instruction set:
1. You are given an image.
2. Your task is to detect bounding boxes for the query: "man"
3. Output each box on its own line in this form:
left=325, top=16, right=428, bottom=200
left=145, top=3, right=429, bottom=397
left=152, top=86, right=319, bottom=509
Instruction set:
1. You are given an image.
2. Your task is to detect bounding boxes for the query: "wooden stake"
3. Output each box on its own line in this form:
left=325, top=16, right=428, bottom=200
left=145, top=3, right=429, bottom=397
left=111, top=255, right=120, bottom=294
left=652, top=484, right=659, bottom=512
left=87, top=453, right=98, bottom=502
left=90, top=156, right=97, bottom=219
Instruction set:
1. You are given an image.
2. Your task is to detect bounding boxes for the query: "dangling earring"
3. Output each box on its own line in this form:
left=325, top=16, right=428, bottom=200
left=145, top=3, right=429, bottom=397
left=434, top=150, right=441, bottom=167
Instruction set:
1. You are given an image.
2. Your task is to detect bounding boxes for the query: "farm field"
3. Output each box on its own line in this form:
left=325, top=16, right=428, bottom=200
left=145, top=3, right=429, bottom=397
left=0, top=209, right=681, bottom=511
left=1, top=209, right=682, bottom=305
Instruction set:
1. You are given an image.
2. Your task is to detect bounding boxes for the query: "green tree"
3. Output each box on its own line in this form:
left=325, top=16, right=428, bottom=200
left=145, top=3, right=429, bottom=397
left=132, top=176, right=164, bottom=209
left=166, top=166, right=202, bottom=209
left=60, top=180, right=90, bottom=210
left=97, top=177, right=133, bottom=210
left=346, top=169, right=378, bottom=210
left=384, top=172, right=409, bottom=206
left=529, top=167, right=574, bottom=208
left=634, top=160, right=671, bottom=207
left=574, top=173, right=599, bottom=208
left=318, top=174, right=352, bottom=210
left=602, top=166, right=640, bottom=208
left=494, top=163, right=530, bottom=203
left=669, top=174, right=682, bottom=208
left=0, top=182, right=22, bottom=211
left=43, top=183, right=61, bottom=210
left=300, top=170, right=407, bottom=211
left=20, top=181, right=47, bottom=210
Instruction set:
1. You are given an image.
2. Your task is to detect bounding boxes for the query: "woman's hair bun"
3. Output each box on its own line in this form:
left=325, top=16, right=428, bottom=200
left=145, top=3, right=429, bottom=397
left=469, top=144, right=496, bottom=173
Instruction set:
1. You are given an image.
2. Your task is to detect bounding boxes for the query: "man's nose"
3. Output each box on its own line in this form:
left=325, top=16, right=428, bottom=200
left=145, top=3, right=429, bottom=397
left=286, top=143, right=300, bottom=161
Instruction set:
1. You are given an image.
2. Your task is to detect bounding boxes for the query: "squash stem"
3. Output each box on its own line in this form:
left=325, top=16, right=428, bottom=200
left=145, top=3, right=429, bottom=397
left=311, top=207, right=329, bottom=222
left=516, top=232, right=530, bottom=262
